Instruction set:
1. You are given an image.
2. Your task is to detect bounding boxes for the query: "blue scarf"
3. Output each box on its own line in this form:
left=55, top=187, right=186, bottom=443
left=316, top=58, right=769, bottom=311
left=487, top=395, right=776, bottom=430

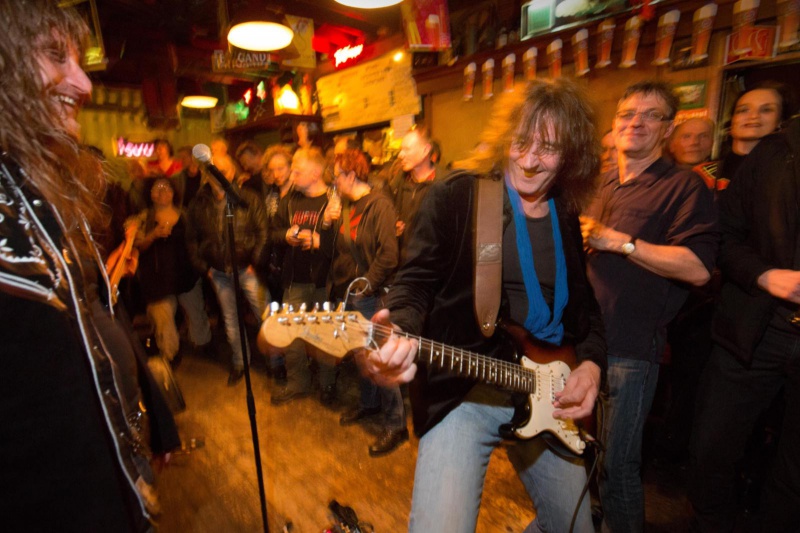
left=504, top=173, right=568, bottom=345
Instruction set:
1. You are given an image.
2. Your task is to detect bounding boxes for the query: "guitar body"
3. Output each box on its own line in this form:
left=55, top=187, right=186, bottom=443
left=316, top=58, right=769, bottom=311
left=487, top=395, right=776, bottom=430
left=497, top=320, right=594, bottom=455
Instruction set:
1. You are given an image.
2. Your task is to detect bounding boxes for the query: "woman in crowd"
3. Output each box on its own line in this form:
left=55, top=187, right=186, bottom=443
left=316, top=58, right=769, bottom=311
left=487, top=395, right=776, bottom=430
left=132, top=176, right=211, bottom=366
left=716, top=82, right=793, bottom=191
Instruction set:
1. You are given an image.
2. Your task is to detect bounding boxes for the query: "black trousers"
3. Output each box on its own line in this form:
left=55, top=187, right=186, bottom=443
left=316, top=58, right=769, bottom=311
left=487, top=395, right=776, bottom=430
left=689, top=325, right=800, bottom=532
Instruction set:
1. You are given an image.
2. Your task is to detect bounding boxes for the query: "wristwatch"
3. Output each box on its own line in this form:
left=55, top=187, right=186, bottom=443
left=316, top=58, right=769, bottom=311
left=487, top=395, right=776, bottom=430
left=621, top=237, right=637, bottom=257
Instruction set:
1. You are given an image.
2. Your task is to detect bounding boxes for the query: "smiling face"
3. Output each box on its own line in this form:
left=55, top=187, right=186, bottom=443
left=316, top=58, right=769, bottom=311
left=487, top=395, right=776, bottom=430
left=36, top=35, right=91, bottom=139
left=669, top=118, right=714, bottom=166
left=506, top=120, right=562, bottom=201
left=613, top=92, right=674, bottom=161
left=731, top=88, right=782, bottom=142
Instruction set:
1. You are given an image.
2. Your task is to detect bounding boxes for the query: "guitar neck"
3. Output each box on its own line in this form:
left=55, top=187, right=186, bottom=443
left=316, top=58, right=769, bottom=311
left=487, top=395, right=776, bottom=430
left=374, top=328, right=536, bottom=395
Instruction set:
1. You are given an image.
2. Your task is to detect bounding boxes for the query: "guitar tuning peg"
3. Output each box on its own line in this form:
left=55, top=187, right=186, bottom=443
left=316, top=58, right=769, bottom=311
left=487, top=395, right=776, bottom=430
left=281, top=303, right=289, bottom=313
left=323, top=302, right=331, bottom=312
left=270, top=302, right=280, bottom=315
left=288, top=304, right=295, bottom=313
left=313, top=302, right=320, bottom=312
left=299, top=303, right=307, bottom=313
left=335, top=302, right=345, bottom=312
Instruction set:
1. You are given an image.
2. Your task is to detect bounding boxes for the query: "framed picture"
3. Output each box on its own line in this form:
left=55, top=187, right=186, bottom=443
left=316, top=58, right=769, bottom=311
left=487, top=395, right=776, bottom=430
left=59, top=0, right=107, bottom=71
left=673, top=81, right=707, bottom=110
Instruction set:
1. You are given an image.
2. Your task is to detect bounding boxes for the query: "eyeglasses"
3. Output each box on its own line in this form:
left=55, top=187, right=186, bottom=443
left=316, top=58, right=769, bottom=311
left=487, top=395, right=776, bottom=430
left=615, top=110, right=671, bottom=123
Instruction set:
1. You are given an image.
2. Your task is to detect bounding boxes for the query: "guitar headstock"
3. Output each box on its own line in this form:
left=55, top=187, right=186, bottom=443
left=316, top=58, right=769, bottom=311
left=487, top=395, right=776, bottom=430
left=259, top=302, right=371, bottom=358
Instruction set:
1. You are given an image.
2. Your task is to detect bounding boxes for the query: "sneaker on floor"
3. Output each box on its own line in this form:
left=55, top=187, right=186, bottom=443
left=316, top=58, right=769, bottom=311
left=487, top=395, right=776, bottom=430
left=271, top=386, right=310, bottom=405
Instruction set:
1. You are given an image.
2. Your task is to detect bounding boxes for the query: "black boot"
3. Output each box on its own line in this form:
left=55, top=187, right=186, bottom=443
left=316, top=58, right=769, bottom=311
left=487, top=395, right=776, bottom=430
left=369, top=428, right=409, bottom=457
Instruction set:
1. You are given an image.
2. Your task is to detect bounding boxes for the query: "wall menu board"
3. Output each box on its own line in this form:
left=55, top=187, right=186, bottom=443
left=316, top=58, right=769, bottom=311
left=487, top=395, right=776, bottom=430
left=316, top=51, right=421, bottom=132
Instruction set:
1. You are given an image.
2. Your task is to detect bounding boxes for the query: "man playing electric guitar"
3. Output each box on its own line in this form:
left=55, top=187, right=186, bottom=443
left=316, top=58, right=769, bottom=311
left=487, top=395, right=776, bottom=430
left=360, top=79, right=607, bottom=532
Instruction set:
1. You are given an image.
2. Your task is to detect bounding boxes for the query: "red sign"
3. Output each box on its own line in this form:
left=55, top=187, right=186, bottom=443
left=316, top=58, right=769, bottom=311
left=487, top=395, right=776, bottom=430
left=726, top=25, right=777, bottom=63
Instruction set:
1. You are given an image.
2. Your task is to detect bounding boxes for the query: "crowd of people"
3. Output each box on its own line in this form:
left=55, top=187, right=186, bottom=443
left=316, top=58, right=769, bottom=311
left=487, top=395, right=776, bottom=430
left=2, top=1, right=799, bottom=532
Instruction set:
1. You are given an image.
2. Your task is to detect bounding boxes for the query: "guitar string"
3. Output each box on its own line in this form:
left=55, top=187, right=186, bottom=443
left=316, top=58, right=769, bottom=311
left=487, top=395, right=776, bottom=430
left=348, top=317, right=547, bottom=394
left=271, top=310, right=566, bottom=395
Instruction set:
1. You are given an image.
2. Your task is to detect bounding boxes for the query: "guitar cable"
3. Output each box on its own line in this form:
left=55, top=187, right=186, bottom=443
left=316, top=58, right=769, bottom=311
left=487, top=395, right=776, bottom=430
left=568, top=401, right=606, bottom=533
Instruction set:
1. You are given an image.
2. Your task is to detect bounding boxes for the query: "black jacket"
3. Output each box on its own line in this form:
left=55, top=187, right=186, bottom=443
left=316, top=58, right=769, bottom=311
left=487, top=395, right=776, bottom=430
left=324, top=191, right=399, bottom=299
left=385, top=171, right=607, bottom=437
left=185, top=185, right=268, bottom=275
left=713, top=119, right=800, bottom=363
left=0, top=155, right=154, bottom=531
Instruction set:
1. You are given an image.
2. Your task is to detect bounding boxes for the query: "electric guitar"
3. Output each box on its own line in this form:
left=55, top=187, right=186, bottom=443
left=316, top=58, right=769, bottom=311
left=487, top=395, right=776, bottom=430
left=260, top=303, right=594, bottom=455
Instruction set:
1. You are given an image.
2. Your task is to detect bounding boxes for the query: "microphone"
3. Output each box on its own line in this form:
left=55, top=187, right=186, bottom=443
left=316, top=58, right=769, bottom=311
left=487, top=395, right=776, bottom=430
left=192, top=144, right=248, bottom=208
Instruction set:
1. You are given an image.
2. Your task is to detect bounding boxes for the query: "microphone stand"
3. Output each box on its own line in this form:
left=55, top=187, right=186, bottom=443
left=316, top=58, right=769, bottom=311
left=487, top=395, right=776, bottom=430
left=222, top=195, right=270, bottom=533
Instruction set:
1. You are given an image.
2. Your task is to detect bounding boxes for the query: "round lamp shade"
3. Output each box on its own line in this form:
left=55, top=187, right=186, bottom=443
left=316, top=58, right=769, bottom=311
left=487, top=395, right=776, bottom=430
left=335, top=0, right=403, bottom=7
left=181, top=95, right=218, bottom=109
left=228, top=21, right=294, bottom=51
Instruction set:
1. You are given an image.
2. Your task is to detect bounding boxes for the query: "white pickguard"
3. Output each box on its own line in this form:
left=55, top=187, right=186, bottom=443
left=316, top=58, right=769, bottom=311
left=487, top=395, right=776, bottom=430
left=512, top=357, right=586, bottom=454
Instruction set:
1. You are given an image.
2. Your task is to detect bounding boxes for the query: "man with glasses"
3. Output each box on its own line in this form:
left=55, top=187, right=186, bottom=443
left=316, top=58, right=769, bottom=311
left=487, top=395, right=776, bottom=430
left=580, top=81, right=719, bottom=533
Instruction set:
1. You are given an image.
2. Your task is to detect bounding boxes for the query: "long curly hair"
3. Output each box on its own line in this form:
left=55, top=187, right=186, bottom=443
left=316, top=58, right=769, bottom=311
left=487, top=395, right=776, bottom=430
left=0, top=1, right=107, bottom=250
left=456, top=78, right=601, bottom=213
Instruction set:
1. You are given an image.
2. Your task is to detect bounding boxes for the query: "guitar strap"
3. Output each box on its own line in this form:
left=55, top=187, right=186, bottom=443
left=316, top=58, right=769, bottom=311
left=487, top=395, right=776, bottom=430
left=473, top=175, right=503, bottom=338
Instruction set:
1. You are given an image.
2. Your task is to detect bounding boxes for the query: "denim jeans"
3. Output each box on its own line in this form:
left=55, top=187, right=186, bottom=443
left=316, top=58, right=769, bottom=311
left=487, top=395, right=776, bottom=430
left=599, top=355, right=660, bottom=533
left=283, top=283, right=336, bottom=393
left=344, top=293, right=405, bottom=430
left=690, top=325, right=800, bottom=532
left=409, top=384, right=593, bottom=533
left=209, top=268, right=267, bottom=368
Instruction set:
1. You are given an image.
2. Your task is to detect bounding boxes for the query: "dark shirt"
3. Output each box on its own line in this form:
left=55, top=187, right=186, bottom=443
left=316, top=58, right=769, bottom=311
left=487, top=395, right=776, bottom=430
left=716, top=150, right=746, bottom=192
left=584, top=158, right=719, bottom=362
left=286, top=192, right=329, bottom=286
left=135, top=211, right=198, bottom=302
left=179, top=167, right=203, bottom=207
left=504, top=214, right=556, bottom=323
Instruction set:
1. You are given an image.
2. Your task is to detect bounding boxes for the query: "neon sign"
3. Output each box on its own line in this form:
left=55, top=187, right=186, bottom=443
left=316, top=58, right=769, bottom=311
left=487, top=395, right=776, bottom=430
left=116, top=138, right=154, bottom=158
left=334, top=44, right=364, bottom=68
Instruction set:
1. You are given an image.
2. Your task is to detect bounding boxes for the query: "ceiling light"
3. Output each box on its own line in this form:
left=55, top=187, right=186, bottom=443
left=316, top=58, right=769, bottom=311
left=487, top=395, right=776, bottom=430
left=181, top=95, right=219, bottom=109
left=228, top=19, right=294, bottom=51
left=334, top=0, right=403, bottom=8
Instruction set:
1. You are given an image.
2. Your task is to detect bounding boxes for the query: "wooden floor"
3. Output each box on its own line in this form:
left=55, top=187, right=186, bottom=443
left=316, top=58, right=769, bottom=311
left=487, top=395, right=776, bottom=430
left=153, top=344, right=697, bottom=533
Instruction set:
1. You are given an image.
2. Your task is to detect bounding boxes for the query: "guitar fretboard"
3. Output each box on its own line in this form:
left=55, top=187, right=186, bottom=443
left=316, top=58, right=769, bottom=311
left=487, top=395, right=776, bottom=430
left=371, top=326, right=536, bottom=394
